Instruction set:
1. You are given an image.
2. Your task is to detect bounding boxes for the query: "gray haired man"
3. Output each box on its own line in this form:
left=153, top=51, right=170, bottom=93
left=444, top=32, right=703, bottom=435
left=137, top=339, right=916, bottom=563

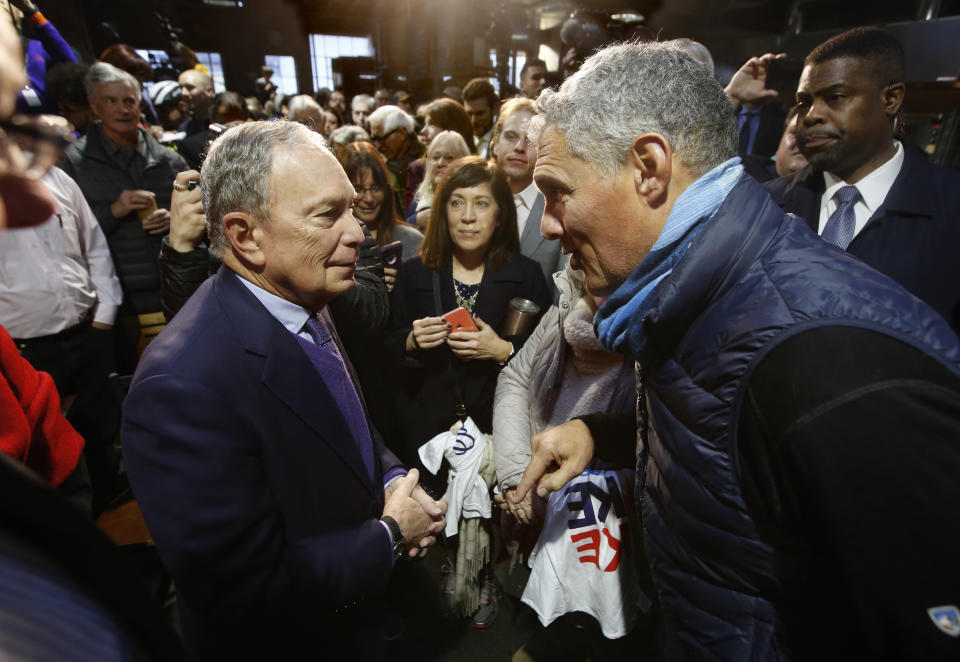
left=517, top=42, right=960, bottom=659
left=368, top=104, right=421, bottom=204
left=122, top=121, right=445, bottom=659
left=63, top=62, right=187, bottom=325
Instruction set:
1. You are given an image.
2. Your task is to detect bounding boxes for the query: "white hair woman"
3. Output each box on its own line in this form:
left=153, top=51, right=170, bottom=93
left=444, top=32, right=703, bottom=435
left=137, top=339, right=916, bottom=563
left=408, top=130, right=470, bottom=231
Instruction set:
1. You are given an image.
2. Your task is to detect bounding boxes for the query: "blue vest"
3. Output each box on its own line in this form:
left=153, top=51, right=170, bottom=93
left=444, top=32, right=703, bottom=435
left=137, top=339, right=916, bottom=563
left=627, top=175, right=960, bottom=659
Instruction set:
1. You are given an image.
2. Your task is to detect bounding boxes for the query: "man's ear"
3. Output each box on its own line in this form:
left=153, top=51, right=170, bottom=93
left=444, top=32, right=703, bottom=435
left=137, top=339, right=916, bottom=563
left=882, top=82, right=905, bottom=118
left=222, top=212, right=266, bottom=268
left=629, top=133, right=672, bottom=208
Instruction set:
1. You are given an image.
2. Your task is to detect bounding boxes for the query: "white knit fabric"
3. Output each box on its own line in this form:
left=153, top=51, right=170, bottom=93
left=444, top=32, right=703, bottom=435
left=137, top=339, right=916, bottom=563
left=418, top=417, right=491, bottom=537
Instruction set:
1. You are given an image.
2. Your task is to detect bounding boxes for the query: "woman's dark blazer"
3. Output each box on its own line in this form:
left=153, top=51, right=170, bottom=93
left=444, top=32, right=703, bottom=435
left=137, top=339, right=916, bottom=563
left=387, top=252, right=551, bottom=471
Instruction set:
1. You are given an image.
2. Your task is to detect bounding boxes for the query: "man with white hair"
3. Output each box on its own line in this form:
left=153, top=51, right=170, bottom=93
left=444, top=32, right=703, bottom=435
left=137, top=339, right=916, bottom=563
left=63, top=62, right=187, bottom=338
left=122, top=121, right=445, bottom=659
left=287, top=93, right=325, bottom=133
left=368, top=104, right=421, bottom=205
left=351, top=92, right=375, bottom=130
left=516, top=42, right=960, bottom=659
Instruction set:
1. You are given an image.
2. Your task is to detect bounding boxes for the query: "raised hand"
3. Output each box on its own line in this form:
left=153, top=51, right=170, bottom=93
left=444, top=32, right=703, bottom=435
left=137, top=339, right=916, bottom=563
left=516, top=419, right=595, bottom=501
left=169, top=170, right=206, bottom=251
left=724, top=52, right=786, bottom=108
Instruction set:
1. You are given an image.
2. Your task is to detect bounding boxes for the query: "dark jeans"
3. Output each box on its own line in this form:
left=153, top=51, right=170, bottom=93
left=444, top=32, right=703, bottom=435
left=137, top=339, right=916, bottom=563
left=16, top=321, right=124, bottom=515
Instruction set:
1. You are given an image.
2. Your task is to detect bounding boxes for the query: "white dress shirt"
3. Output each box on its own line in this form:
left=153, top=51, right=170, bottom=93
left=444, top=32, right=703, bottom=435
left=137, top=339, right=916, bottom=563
left=818, top=141, right=904, bottom=240
left=0, top=167, right=122, bottom=338
left=513, top=180, right=540, bottom=239
left=475, top=125, right=494, bottom=160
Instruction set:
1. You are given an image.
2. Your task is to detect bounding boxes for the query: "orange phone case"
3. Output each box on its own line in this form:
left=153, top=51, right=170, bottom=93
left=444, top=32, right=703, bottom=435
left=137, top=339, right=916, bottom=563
left=443, top=307, right=479, bottom=333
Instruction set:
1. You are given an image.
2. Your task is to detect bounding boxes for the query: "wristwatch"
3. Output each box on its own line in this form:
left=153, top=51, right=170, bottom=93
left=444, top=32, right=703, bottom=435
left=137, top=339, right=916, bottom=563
left=381, top=516, right=405, bottom=561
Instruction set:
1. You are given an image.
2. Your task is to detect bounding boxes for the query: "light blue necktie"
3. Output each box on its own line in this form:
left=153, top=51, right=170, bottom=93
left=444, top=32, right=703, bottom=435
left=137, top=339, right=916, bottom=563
left=821, top=185, right=861, bottom=250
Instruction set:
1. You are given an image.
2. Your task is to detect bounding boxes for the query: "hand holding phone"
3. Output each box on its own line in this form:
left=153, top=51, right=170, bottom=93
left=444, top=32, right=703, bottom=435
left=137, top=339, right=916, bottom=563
left=378, top=240, right=403, bottom=269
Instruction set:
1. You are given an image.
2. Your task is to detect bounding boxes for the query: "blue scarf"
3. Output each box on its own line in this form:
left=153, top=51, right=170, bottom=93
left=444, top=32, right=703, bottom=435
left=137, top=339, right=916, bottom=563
left=595, top=158, right=744, bottom=360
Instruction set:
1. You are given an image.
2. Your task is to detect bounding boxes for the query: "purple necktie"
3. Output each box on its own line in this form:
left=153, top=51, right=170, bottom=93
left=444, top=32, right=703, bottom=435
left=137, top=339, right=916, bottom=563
left=300, top=314, right=376, bottom=482
left=303, top=315, right=335, bottom=349
left=821, top=185, right=860, bottom=250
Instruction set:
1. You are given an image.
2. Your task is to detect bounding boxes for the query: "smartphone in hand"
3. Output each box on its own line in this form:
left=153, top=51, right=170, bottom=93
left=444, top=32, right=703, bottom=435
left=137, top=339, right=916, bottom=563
left=378, top=240, right=403, bottom=268
left=443, top=307, right=479, bottom=333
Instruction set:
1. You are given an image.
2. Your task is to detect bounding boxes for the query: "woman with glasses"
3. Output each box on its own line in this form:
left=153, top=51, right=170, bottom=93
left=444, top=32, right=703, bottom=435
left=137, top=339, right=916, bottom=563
left=408, top=129, right=470, bottom=231
left=337, top=141, right=422, bottom=292
left=388, top=156, right=550, bottom=628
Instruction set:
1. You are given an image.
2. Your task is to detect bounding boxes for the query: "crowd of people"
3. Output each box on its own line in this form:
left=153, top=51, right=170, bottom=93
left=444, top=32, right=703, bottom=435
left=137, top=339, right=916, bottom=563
left=1, top=0, right=960, bottom=659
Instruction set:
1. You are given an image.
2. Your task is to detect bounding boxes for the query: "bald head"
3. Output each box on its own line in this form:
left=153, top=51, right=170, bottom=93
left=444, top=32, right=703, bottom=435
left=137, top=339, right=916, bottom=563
left=179, top=69, right=215, bottom=119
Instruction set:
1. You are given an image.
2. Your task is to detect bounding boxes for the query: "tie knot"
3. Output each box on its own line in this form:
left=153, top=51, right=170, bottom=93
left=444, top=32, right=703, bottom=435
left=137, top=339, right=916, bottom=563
left=303, top=315, right=332, bottom=347
left=834, top=185, right=860, bottom=205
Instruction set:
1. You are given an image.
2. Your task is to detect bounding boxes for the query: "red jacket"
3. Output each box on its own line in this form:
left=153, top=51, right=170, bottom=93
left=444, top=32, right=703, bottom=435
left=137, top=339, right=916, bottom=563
left=0, top=325, right=83, bottom=486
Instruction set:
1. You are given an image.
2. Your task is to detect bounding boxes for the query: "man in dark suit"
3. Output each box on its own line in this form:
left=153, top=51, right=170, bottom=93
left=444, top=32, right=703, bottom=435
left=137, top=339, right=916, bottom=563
left=121, top=121, right=446, bottom=660
left=764, top=27, right=960, bottom=333
left=490, top=98, right=564, bottom=296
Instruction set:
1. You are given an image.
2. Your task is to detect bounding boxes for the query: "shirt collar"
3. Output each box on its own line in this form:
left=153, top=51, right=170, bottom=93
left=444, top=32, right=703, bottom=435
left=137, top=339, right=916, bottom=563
left=822, top=140, right=903, bottom=214
left=514, top=180, right=539, bottom=212
left=99, top=124, right=147, bottom=158
left=235, top=273, right=312, bottom=336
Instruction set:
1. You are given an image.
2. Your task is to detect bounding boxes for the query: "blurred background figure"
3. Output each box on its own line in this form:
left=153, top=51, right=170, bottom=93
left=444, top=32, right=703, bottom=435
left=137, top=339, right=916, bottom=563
left=62, top=62, right=187, bottom=371
left=410, top=97, right=475, bottom=210
left=461, top=78, right=499, bottom=159
left=351, top=91, right=374, bottom=130
left=9, top=0, right=78, bottom=116
left=287, top=93, right=325, bottom=133
left=374, top=86, right=392, bottom=108
left=176, top=66, right=213, bottom=136
left=339, top=140, right=423, bottom=265
left=517, top=58, right=547, bottom=100
left=253, top=64, right=274, bottom=103
left=327, top=123, right=370, bottom=160
left=368, top=104, right=421, bottom=213
left=44, top=61, right=92, bottom=135
left=98, top=43, right=156, bottom=125
left=409, top=129, right=470, bottom=230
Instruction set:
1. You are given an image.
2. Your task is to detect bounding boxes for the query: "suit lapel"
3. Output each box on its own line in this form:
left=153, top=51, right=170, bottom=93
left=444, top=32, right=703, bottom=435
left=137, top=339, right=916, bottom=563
left=519, top=193, right=546, bottom=255
left=214, top=270, right=376, bottom=496
left=783, top=166, right=823, bottom=232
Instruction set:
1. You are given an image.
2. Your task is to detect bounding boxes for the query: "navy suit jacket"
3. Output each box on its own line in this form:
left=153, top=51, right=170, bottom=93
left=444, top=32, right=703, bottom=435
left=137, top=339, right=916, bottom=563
left=764, top=143, right=960, bottom=333
left=387, top=253, right=550, bottom=477
left=122, top=267, right=402, bottom=660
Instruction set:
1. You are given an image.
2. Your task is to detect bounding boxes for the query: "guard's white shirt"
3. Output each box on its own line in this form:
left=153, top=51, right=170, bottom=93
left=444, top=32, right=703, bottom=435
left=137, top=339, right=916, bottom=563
left=818, top=140, right=903, bottom=240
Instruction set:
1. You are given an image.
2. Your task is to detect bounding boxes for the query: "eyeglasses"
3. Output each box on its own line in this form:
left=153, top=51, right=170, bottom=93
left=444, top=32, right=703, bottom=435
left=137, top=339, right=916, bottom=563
left=354, top=184, right=384, bottom=197
left=371, top=127, right=399, bottom=144
left=0, top=115, right=75, bottom=179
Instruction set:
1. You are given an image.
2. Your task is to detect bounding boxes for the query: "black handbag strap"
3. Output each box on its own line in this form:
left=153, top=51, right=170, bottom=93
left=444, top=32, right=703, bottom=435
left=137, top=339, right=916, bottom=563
left=432, top=270, right=467, bottom=420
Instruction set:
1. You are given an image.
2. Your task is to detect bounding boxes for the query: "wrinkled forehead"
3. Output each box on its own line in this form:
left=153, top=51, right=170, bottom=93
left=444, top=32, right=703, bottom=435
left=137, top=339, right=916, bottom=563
left=266, top=139, right=350, bottom=199
left=94, top=80, right=139, bottom=98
